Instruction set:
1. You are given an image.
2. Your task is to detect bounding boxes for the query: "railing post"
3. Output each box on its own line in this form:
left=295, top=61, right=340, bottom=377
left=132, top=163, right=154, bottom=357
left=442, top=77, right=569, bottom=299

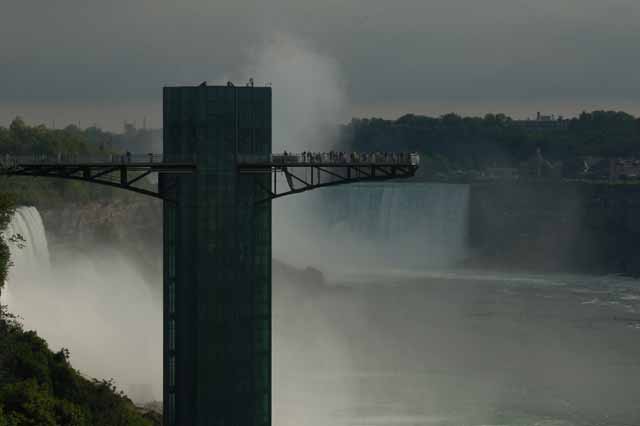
left=120, top=167, right=128, bottom=185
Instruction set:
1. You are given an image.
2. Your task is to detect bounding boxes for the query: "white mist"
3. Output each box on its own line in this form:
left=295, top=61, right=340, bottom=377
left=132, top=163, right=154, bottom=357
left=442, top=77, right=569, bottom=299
left=4, top=206, right=161, bottom=403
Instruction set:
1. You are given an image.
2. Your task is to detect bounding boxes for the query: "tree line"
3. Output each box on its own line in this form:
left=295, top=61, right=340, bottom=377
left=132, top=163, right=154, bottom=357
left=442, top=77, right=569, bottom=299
left=2, top=110, right=640, bottom=182
left=0, top=118, right=158, bottom=207
left=0, top=118, right=159, bottom=158
left=338, top=111, right=640, bottom=176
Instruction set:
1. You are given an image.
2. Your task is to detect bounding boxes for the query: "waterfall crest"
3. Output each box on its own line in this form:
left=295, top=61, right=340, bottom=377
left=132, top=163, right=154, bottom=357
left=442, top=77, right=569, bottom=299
left=1, top=206, right=51, bottom=305
left=274, top=182, right=470, bottom=275
left=1, top=205, right=162, bottom=403
left=326, top=183, right=469, bottom=265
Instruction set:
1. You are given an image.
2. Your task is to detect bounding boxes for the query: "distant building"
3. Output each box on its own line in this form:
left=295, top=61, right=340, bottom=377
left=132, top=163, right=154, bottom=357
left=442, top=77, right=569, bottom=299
left=536, top=112, right=554, bottom=121
left=512, top=112, right=569, bottom=131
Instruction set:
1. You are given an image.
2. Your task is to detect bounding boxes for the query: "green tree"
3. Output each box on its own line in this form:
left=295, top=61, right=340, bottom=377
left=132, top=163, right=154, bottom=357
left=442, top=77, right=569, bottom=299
left=0, top=380, right=56, bottom=426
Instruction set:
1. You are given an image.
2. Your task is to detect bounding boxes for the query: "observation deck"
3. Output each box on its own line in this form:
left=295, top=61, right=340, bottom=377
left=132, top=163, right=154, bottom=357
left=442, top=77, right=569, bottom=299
left=2, top=84, right=420, bottom=426
left=0, top=151, right=419, bottom=202
left=238, top=152, right=420, bottom=202
left=0, top=153, right=195, bottom=199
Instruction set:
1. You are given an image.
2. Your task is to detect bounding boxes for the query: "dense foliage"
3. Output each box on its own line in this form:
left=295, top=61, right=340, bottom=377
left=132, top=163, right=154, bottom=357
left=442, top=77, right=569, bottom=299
left=0, top=194, right=15, bottom=290
left=0, top=309, right=156, bottom=426
left=0, top=118, right=156, bottom=207
left=0, top=193, right=157, bottom=425
left=0, top=118, right=158, bottom=158
left=340, top=111, right=640, bottom=175
left=4, top=111, right=640, bottom=182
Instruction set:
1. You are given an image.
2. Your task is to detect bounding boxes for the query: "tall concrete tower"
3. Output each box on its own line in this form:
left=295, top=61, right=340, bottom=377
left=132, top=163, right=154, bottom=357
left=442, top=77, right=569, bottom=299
left=162, top=85, right=272, bottom=426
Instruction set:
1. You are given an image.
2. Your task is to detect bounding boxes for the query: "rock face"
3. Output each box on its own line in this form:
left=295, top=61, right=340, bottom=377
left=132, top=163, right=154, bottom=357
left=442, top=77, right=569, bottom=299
left=38, top=198, right=163, bottom=285
left=469, top=182, right=640, bottom=275
left=32, top=181, right=640, bottom=281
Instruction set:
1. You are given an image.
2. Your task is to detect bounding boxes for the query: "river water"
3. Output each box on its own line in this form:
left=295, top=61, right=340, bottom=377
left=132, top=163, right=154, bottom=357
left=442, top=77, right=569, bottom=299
left=4, top=186, right=640, bottom=424
left=274, top=269, right=640, bottom=426
left=273, top=184, right=640, bottom=426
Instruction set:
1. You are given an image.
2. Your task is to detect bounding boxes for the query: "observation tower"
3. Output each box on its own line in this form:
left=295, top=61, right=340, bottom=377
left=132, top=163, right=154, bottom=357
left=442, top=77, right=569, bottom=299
left=1, top=84, right=419, bottom=426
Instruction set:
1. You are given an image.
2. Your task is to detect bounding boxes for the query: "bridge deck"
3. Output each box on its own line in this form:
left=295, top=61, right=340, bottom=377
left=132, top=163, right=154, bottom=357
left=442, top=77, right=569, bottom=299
left=238, top=152, right=420, bottom=202
left=14, top=162, right=195, bottom=172
left=238, top=152, right=420, bottom=169
left=239, top=161, right=418, bottom=168
left=0, top=152, right=420, bottom=202
left=0, top=154, right=195, bottom=200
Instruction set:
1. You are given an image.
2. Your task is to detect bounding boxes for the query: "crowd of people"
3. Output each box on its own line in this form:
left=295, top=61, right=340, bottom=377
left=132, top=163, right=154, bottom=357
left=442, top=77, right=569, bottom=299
left=279, top=151, right=418, bottom=165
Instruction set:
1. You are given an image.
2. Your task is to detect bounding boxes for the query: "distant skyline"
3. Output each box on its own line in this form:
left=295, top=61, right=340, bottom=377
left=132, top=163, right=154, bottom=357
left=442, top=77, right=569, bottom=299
left=3, top=97, right=640, bottom=133
left=2, top=0, right=639, bottom=131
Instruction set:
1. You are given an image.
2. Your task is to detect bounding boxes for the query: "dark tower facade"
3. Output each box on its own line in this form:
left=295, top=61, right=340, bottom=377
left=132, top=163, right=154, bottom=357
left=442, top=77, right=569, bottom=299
left=162, top=85, right=272, bottom=426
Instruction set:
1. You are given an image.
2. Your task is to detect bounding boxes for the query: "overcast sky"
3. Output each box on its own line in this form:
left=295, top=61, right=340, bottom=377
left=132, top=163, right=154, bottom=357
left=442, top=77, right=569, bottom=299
left=1, top=0, right=639, bottom=130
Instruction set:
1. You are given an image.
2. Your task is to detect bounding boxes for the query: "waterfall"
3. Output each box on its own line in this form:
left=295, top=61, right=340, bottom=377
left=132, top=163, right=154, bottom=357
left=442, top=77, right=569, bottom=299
left=1, top=205, right=162, bottom=402
left=322, top=182, right=470, bottom=268
left=1, top=207, right=51, bottom=306
left=273, top=182, right=471, bottom=276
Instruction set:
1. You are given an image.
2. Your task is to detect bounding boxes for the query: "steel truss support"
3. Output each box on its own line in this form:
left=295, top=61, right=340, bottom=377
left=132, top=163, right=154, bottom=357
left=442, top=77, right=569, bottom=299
left=1, top=162, right=195, bottom=201
left=239, top=163, right=417, bottom=203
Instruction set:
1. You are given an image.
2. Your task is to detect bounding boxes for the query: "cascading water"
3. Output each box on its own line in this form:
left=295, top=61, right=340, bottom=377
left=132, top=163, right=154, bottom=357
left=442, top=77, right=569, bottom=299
left=2, top=205, right=162, bottom=403
left=273, top=182, right=471, bottom=276
left=1, top=206, right=51, bottom=306
left=323, top=183, right=470, bottom=267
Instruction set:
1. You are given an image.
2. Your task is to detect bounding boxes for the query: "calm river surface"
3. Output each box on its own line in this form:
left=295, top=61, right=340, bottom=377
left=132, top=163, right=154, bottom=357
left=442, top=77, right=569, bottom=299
left=274, top=271, right=640, bottom=426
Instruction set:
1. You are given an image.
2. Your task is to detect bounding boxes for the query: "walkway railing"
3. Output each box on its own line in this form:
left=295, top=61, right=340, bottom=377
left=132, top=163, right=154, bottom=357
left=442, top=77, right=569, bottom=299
left=0, top=153, right=196, bottom=201
left=238, top=152, right=421, bottom=166
left=1, top=152, right=420, bottom=167
left=238, top=152, right=420, bottom=202
left=0, top=151, right=419, bottom=202
left=0, top=153, right=194, bottom=167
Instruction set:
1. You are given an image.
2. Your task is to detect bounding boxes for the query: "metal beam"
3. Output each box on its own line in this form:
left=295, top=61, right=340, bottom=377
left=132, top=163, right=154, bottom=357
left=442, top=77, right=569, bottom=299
left=249, top=162, right=417, bottom=204
left=2, top=173, right=164, bottom=200
left=127, top=169, right=153, bottom=186
left=255, top=175, right=397, bottom=204
left=315, top=166, right=346, bottom=180
left=0, top=161, right=195, bottom=202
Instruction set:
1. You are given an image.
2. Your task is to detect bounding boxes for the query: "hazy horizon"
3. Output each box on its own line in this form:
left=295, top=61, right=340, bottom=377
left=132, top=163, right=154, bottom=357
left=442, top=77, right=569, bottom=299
left=2, top=0, right=639, bottom=131
left=3, top=96, right=640, bottom=133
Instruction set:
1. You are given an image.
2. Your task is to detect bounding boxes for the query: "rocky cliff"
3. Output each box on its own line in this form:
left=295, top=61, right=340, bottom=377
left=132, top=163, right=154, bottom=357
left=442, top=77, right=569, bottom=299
left=38, top=198, right=163, bottom=285
left=469, top=182, right=640, bottom=275
left=32, top=181, right=640, bottom=279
